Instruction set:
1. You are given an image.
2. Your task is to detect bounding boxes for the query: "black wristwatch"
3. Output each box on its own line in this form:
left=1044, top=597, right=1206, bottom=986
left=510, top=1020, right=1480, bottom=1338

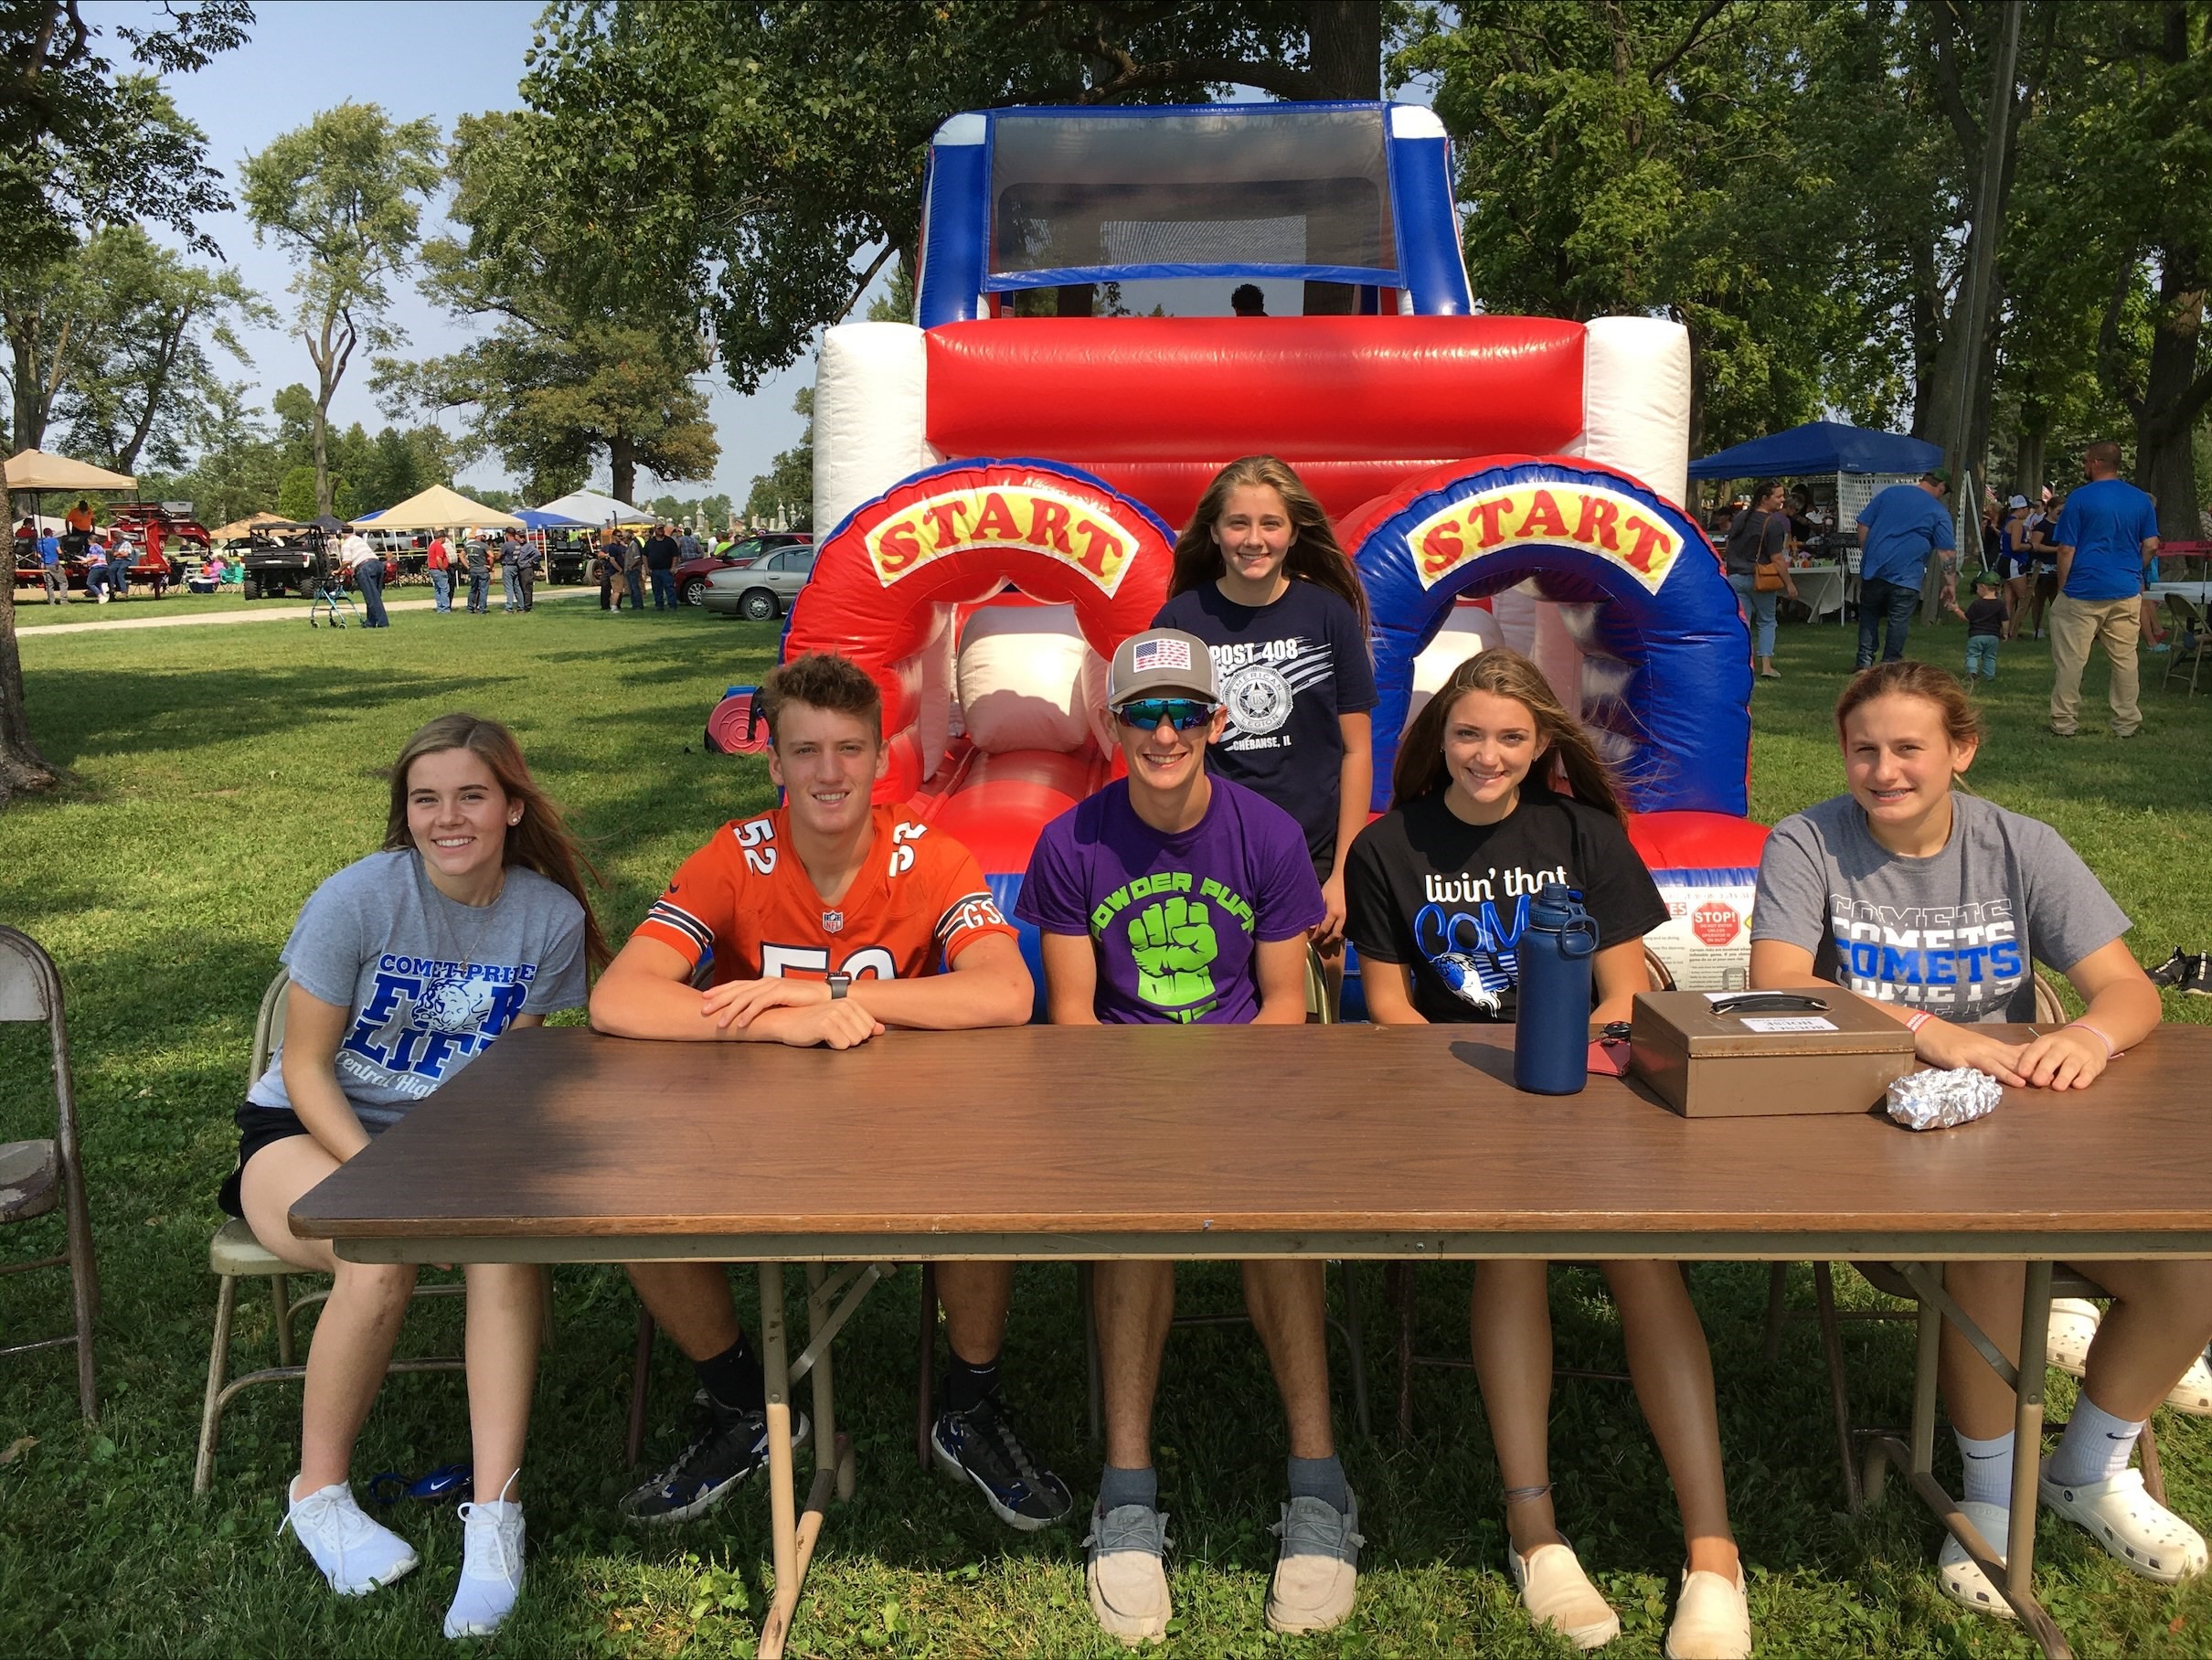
left=825, top=972, right=851, bottom=1001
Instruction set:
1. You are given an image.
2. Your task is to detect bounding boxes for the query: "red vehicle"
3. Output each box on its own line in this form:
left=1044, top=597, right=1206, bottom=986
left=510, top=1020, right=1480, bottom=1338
left=11, top=502, right=210, bottom=596
left=674, top=531, right=812, bottom=606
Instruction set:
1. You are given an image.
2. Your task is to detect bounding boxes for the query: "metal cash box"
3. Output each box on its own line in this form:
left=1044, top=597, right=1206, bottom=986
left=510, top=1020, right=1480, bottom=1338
left=1629, top=989, right=1918, bottom=1118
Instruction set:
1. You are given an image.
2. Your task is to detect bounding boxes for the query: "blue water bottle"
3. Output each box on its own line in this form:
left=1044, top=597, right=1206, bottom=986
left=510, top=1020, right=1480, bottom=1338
left=1514, top=883, right=1600, bottom=1094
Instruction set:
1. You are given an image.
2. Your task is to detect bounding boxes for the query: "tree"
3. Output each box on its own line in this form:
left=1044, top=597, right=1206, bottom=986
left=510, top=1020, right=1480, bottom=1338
left=134, top=380, right=289, bottom=528
left=0, top=0, right=249, bottom=803
left=1405, top=0, right=1840, bottom=453
left=377, top=111, right=717, bottom=510
left=745, top=387, right=814, bottom=530
left=497, top=2, right=1395, bottom=394
left=240, top=101, right=441, bottom=516
left=45, top=224, right=270, bottom=472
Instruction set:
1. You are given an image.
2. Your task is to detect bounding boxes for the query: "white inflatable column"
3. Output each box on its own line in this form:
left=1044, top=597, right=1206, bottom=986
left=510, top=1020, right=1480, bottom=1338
left=814, top=322, right=940, bottom=537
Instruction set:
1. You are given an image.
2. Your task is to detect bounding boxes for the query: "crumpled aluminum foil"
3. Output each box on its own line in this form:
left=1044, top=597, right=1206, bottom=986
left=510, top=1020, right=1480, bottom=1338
left=1886, top=1067, right=2005, bottom=1131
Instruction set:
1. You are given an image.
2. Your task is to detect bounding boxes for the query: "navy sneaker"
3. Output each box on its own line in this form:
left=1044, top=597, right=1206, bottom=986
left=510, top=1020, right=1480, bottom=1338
left=2148, top=949, right=2196, bottom=989
left=930, top=1392, right=1072, bottom=1531
left=621, top=1397, right=811, bottom=1524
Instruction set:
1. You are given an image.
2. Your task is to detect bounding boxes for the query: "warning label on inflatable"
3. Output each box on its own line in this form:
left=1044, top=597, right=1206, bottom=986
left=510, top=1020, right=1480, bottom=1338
left=1406, top=483, right=1681, bottom=594
left=865, top=483, right=1138, bottom=596
left=1646, top=868, right=1758, bottom=992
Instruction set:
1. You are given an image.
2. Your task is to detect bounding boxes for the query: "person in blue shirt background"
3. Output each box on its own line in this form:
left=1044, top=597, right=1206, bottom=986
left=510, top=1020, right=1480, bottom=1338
left=2047, top=440, right=2162, bottom=739
left=1854, top=469, right=1955, bottom=668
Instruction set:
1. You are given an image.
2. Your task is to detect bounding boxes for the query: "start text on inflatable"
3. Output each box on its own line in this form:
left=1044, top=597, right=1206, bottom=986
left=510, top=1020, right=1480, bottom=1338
left=1409, top=483, right=1680, bottom=594
left=864, top=483, right=1138, bottom=596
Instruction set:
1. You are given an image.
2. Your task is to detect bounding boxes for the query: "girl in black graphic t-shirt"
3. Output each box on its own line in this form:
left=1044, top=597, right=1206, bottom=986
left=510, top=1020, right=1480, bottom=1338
left=1345, top=648, right=1749, bottom=1659
left=1153, top=455, right=1377, bottom=944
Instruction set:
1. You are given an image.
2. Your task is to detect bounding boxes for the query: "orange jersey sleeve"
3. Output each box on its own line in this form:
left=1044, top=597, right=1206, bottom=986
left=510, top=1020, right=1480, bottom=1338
left=899, top=820, right=1016, bottom=966
left=631, top=816, right=770, bottom=978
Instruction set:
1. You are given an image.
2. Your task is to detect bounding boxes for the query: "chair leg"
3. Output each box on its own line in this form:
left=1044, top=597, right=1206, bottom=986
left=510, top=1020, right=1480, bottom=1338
left=196, top=1275, right=239, bottom=1497
left=1761, top=1262, right=1790, bottom=1366
left=2140, top=1420, right=2165, bottom=1506
left=916, top=1262, right=937, bottom=1474
left=1337, top=1263, right=1371, bottom=1442
left=1079, top=1262, right=1101, bottom=1446
left=625, top=1308, right=654, bottom=1468
left=1813, top=1262, right=1864, bottom=1513
left=63, top=1154, right=100, bottom=1422
left=271, top=1274, right=293, bottom=1367
left=538, top=1266, right=556, bottom=1352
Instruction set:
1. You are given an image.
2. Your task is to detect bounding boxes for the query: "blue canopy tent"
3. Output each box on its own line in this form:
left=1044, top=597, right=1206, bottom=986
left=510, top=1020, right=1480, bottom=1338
left=1689, top=420, right=1940, bottom=481
left=515, top=507, right=589, bottom=531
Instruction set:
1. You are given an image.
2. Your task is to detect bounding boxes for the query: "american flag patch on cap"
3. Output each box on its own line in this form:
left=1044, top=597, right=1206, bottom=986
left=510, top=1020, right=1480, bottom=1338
left=1133, top=637, right=1191, bottom=674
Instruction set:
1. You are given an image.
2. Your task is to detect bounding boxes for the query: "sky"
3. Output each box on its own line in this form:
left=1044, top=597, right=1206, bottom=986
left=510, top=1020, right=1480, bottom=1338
left=84, top=0, right=816, bottom=507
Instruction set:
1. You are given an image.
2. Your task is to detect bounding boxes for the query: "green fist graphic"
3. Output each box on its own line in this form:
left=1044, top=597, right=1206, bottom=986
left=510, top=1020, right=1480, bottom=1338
left=1127, top=896, right=1218, bottom=1009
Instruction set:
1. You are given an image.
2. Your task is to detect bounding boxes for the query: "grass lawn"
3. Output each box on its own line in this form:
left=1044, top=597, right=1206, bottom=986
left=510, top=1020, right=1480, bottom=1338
left=1, top=604, right=2207, bottom=1658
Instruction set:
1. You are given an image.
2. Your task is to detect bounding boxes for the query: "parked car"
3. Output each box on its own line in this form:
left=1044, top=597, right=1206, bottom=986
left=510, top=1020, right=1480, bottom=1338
left=702, top=541, right=818, bottom=619
left=675, top=531, right=811, bottom=606
left=239, top=533, right=316, bottom=598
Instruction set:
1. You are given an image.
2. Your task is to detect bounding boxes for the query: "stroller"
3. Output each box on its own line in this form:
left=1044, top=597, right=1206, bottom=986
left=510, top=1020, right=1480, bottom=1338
left=306, top=538, right=359, bottom=628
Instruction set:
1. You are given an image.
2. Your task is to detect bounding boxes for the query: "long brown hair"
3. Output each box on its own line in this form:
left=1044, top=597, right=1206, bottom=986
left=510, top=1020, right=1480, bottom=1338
left=1392, top=648, right=1628, bottom=823
left=383, top=713, right=612, bottom=972
left=1834, top=660, right=1981, bottom=752
left=1166, top=455, right=1370, bottom=630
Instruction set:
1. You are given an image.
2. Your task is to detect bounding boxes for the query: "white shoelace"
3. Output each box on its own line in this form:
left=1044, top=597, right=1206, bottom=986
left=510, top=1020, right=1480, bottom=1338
left=280, top=1484, right=382, bottom=1570
left=456, top=1503, right=522, bottom=1582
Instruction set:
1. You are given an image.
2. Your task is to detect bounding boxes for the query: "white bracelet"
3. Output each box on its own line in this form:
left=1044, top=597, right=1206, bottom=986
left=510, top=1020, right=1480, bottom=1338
left=1906, top=1010, right=1934, bottom=1034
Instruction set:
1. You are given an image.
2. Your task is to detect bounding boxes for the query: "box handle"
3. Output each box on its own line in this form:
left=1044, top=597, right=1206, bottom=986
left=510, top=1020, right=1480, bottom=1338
left=1707, top=992, right=1830, bottom=1015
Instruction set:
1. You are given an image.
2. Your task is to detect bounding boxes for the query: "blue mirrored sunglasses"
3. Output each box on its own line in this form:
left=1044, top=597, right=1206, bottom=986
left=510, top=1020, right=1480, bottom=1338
left=1112, top=697, right=1218, bottom=732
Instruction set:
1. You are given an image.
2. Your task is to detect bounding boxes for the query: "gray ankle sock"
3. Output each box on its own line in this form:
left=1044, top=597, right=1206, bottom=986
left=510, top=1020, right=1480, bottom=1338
left=1097, top=1463, right=1157, bottom=1515
left=1287, top=1453, right=1348, bottom=1511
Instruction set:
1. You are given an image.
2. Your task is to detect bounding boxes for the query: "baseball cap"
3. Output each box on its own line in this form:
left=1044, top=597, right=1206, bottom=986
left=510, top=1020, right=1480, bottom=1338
left=2006, top=494, right=2028, bottom=509
left=1108, top=628, right=1217, bottom=705
left=1922, top=466, right=1951, bottom=488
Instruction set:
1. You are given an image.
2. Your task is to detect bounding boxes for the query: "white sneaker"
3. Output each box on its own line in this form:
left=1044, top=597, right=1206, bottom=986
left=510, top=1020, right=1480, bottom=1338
left=1936, top=1500, right=2015, bottom=1619
left=2046, top=1298, right=2100, bottom=1377
left=2165, top=1349, right=2212, bottom=1417
left=1507, top=1538, right=1620, bottom=1649
left=281, top=1477, right=420, bottom=1594
left=443, top=1497, right=526, bottom=1637
left=1084, top=1503, right=1171, bottom=1646
left=1664, top=1564, right=1751, bottom=1659
left=2039, top=1466, right=2209, bottom=1583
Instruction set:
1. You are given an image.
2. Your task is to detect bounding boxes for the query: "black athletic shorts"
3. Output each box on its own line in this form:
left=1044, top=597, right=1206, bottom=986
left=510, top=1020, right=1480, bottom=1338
left=217, top=1102, right=311, bottom=1218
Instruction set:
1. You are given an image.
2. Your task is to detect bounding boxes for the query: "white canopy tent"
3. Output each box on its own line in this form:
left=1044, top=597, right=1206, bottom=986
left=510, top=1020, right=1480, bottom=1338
left=533, top=488, right=652, bottom=527
left=365, top=484, right=525, bottom=532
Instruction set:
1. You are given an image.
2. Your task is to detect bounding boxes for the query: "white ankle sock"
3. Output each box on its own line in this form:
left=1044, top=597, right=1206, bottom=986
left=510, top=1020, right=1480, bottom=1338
left=1956, top=1431, right=2015, bottom=1510
left=2047, top=1395, right=2143, bottom=1488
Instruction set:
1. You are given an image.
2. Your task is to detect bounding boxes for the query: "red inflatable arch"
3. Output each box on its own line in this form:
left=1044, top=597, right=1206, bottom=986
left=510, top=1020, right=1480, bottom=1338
left=781, top=459, right=1175, bottom=814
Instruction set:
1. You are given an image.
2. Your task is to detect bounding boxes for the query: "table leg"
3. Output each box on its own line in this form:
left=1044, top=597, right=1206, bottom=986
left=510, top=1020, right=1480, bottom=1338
left=757, top=1265, right=802, bottom=1660
left=806, top=1263, right=854, bottom=1502
left=2007, top=1263, right=2054, bottom=1601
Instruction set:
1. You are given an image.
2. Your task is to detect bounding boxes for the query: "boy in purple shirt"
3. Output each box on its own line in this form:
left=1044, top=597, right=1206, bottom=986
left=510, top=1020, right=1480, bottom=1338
left=1018, top=629, right=1356, bottom=1644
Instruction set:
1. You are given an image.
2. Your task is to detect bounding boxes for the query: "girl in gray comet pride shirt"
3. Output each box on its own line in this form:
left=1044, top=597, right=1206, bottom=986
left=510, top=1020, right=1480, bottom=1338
left=1749, top=662, right=2207, bottom=1624
left=229, top=714, right=606, bottom=1642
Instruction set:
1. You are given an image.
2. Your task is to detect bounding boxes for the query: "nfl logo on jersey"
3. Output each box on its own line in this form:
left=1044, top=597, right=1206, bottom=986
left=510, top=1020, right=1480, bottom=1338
left=822, top=910, right=845, bottom=933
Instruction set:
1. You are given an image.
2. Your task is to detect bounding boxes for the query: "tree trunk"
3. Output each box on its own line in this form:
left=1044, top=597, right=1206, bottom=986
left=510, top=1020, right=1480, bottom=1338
left=0, top=492, right=58, bottom=802
left=2134, top=253, right=2208, bottom=542
left=2015, top=424, right=2047, bottom=501
left=1299, top=1, right=1381, bottom=319
left=10, top=325, right=47, bottom=455
left=609, top=435, right=638, bottom=509
left=1304, top=0, right=1381, bottom=99
left=312, top=379, right=333, bottom=517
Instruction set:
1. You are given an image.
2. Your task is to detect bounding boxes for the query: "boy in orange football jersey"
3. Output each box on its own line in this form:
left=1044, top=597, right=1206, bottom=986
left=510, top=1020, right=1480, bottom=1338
left=590, top=653, right=1067, bottom=1531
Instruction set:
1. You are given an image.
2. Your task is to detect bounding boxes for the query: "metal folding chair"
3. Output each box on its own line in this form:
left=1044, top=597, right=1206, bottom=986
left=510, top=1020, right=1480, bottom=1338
left=197, top=970, right=550, bottom=1494
left=0, top=928, right=100, bottom=1421
left=2163, top=592, right=2207, bottom=695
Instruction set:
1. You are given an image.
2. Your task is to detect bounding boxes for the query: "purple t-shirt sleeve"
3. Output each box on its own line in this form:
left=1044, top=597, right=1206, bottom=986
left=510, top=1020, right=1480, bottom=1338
left=1250, top=796, right=1327, bottom=942
left=1014, top=813, right=1089, bottom=934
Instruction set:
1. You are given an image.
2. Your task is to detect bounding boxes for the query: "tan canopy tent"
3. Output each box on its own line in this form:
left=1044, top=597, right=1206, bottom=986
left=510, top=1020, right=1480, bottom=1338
left=5, top=450, right=135, bottom=494
left=363, top=484, right=524, bottom=532
left=208, top=511, right=290, bottom=543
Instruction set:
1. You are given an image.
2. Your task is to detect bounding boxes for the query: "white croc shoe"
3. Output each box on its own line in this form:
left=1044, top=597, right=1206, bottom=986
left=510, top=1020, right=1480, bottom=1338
left=1664, top=1564, right=1751, bottom=1660
left=1936, top=1501, right=2015, bottom=1620
left=1507, top=1538, right=1620, bottom=1650
left=2164, top=1349, right=2212, bottom=1418
left=2039, top=1467, right=2209, bottom=1583
left=2045, top=1298, right=2100, bottom=1377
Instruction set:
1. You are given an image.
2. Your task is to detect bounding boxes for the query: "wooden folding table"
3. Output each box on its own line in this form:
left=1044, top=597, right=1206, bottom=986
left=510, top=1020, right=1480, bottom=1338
left=292, top=1022, right=2212, bottom=1660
